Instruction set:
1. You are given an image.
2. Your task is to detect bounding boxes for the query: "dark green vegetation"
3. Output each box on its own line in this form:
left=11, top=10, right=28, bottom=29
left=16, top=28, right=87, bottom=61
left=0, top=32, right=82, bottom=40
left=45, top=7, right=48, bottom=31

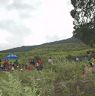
left=0, top=37, right=95, bottom=96
left=0, top=37, right=90, bottom=53
left=71, top=0, right=95, bottom=47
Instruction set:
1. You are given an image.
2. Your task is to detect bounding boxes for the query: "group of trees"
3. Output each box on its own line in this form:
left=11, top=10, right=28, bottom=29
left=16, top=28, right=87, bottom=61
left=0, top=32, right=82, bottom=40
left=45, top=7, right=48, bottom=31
left=70, top=0, right=95, bottom=47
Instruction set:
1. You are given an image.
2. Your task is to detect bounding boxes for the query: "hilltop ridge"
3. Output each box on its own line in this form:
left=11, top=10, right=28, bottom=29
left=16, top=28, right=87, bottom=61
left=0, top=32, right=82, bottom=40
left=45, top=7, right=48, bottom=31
left=0, top=37, right=88, bottom=53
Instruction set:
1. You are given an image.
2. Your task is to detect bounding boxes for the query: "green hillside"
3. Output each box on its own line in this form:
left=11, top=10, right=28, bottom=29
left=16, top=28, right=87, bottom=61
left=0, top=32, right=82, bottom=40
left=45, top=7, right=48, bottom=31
left=0, top=37, right=95, bottom=96
left=0, top=37, right=90, bottom=53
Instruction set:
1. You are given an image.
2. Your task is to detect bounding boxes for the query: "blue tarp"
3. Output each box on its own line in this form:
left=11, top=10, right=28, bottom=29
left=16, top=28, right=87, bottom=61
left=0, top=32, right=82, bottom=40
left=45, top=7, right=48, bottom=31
left=5, top=54, right=18, bottom=60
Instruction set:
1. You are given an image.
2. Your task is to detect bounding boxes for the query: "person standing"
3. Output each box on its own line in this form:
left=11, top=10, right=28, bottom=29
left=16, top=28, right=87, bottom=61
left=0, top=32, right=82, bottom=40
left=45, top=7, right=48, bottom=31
left=48, top=57, right=53, bottom=64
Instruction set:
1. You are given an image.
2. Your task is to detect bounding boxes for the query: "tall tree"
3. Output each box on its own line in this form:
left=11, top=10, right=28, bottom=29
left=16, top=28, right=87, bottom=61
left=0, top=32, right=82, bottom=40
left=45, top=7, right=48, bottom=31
left=70, top=0, right=95, bottom=47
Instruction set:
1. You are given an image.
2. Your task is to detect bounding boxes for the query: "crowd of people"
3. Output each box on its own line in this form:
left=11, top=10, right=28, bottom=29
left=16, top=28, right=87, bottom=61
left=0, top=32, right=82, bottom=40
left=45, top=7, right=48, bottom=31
left=26, top=57, right=44, bottom=71
left=0, top=56, right=53, bottom=72
left=1, top=51, right=95, bottom=80
left=0, top=59, right=19, bottom=71
left=26, top=56, right=53, bottom=71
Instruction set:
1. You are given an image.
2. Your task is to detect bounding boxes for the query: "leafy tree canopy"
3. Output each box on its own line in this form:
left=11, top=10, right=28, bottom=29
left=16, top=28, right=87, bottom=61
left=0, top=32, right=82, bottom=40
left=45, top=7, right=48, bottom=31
left=71, top=0, right=95, bottom=47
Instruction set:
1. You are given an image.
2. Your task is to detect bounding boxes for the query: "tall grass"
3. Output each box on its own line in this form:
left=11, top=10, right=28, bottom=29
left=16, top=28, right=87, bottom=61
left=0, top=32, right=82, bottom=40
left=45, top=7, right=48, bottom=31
left=0, top=55, right=95, bottom=96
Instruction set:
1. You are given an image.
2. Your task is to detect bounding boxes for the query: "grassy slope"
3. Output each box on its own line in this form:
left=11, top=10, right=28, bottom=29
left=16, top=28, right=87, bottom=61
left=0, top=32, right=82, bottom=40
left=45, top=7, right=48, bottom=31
left=0, top=37, right=91, bottom=53
left=0, top=37, right=95, bottom=96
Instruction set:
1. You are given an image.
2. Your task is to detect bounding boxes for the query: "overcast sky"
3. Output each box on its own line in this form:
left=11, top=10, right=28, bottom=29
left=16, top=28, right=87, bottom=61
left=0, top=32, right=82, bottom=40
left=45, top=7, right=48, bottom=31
left=0, top=0, right=74, bottom=50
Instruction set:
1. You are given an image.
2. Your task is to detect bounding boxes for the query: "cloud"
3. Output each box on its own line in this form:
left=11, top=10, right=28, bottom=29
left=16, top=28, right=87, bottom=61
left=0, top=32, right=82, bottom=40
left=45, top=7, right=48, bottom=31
left=23, top=31, right=48, bottom=46
left=46, top=35, right=60, bottom=42
left=0, top=20, right=31, bottom=35
left=8, top=0, right=40, bottom=9
left=0, top=0, right=40, bottom=49
left=0, top=0, right=39, bottom=10
left=0, top=8, right=19, bottom=21
left=0, top=0, right=40, bottom=18
left=0, top=29, right=12, bottom=50
left=0, top=29, right=12, bottom=43
left=8, top=0, right=33, bottom=9
left=0, top=20, right=32, bottom=49
left=0, top=0, right=74, bottom=50
left=8, top=0, right=41, bottom=18
left=7, top=0, right=33, bottom=18
left=0, top=0, right=11, bottom=7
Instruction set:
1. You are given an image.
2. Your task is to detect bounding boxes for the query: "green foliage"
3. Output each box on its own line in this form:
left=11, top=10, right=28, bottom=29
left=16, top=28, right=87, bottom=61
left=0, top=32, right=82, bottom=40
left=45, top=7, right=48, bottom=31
left=0, top=45, right=95, bottom=96
left=71, top=0, right=95, bottom=47
left=0, top=72, right=41, bottom=96
left=0, top=57, right=95, bottom=96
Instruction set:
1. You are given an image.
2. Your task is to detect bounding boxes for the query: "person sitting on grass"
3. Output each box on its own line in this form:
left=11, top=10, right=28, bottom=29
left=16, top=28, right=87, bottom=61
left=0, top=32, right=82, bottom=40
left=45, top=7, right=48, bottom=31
left=3, top=59, right=9, bottom=71
left=36, top=58, right=43, bottom=71
left=26, top=59, right=33, bottom=71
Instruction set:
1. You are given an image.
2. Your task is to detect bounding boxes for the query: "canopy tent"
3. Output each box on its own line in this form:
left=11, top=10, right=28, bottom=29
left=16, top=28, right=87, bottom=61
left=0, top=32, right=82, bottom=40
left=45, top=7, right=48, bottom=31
left=5, top=54, right=18, bottom=60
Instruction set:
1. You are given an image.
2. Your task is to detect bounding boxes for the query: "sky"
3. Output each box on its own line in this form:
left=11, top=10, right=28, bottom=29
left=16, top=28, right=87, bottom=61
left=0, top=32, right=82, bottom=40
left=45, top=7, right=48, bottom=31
left=0, top=0, right=74, bottom=50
